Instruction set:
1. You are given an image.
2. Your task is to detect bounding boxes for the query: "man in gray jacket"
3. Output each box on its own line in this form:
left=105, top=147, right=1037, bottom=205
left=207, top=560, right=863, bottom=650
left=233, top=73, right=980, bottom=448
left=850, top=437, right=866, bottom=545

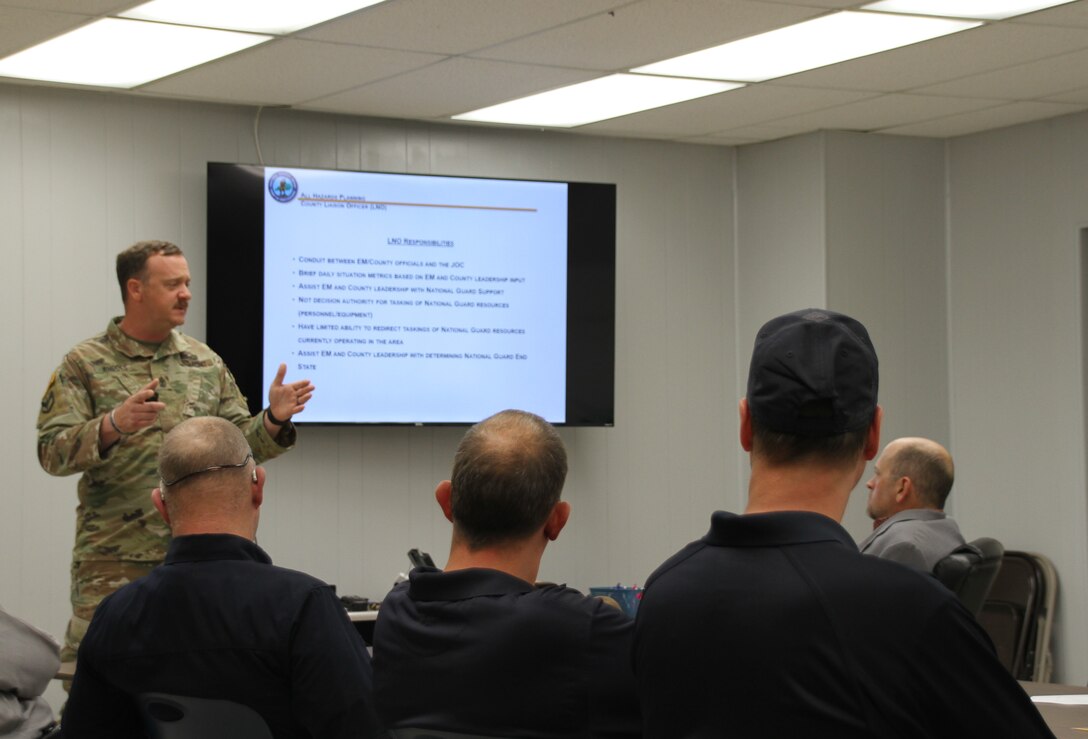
left=0, top=605, right=60, bottom=738
left=859, top=436, right=966, bottom=572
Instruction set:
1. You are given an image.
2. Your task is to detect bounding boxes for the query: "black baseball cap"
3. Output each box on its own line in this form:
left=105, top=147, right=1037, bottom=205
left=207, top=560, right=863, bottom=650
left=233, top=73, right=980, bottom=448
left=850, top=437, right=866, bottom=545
left=746, top=309, right=878, bottom=436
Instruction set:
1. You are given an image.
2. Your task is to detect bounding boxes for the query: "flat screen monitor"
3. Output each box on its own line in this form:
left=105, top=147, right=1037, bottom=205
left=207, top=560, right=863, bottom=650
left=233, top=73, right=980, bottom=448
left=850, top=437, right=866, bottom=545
left=206, top=162, right=615, bottom=426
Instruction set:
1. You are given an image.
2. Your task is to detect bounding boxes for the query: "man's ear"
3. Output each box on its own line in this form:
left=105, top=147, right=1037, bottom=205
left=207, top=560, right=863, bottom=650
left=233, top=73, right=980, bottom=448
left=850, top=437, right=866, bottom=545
left=864, top=405, right=883, bottom=461
left=895, top=476, right=912, bottom=504
left=151, top=488, right=170, bottom=526
left=543, top=501, right=571, bottom=542
left=435, top=480, right=454, bottom=523
left=126, top=277, right=144, bottom=303
left=739, top=398, right=753, bottom=452
left=252, top=466, right=265, bottom=509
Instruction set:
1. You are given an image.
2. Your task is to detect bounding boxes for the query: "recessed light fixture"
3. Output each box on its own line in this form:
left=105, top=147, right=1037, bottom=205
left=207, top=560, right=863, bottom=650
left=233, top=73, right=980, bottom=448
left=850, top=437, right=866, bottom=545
left=633, top=11, right=980, bottom=82
left=453, top=74, right=742, bottom=128
left=0, top=18, right=270, bottom=88
left=861, top=0, right=1078, bottom=21
left=119, top=0, right=389, bottom=35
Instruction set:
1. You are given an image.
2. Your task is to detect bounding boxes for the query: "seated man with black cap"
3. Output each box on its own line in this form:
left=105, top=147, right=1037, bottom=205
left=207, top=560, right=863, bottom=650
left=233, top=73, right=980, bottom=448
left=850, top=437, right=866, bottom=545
left=373, top=409, right=640, bottom=738
left=634, top=309, right=1052, bottom=738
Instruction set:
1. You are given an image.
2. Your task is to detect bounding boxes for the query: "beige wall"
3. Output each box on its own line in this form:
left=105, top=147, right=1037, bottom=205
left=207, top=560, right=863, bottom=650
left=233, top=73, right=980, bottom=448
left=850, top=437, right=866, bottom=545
left=0, top=85, right=736, bottom=708
left=4, top=82, right=1088, bottom=702
left=947, top=111, right=1088, bottom=683
left=734, top=130, right=951, bottom=536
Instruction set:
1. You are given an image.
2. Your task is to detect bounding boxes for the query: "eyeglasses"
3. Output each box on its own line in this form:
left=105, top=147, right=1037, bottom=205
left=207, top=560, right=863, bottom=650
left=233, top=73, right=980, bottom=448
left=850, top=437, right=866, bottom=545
left=160, top=453, right=254, bottom=488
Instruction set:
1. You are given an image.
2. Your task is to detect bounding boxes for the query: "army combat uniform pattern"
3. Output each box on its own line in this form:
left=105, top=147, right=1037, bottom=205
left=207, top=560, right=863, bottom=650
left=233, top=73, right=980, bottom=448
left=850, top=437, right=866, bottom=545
left=37, top=317, right=296, bottom=660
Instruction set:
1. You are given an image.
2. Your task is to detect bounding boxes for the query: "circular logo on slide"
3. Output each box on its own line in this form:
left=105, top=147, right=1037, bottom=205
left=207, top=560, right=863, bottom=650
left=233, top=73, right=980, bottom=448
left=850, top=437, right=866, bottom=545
left=268, top=171, right=299, bottom=203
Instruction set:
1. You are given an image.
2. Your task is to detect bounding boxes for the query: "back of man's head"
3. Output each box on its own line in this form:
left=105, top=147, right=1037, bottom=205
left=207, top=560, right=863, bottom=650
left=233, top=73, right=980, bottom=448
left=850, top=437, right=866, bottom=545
left=449, top=409, right=567, bottom=549
left=887, top=438, right=955, bottom=509
left=747, top=309, right=879, bottom=467
left=157, top=417, right=257, bottom=531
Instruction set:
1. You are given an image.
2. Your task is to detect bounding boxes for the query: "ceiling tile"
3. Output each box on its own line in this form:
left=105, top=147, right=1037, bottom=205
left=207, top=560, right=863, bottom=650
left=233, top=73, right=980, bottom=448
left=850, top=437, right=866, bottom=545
left=681, top=133, right=764, bottom=145
left=4, top=0, right=1088, bottom=145
left=570, top=127, right=686, bottom=142
left=141, top=39, right=443, bottom=105
left=773, top=0, right=863, bottom=6
left=877, top=100, right=1086, bottom=137
left=1011, top=1, right=1088, bottom=27
left=301, top=57, right=596, bottom=119
left=782, top=22, right=1088, bottom=92
left=0, top=6, right=92, bottom=58
left=769, top=93, right=1007, bottom=131
left=580, top=84, right=875, bottom=137
left=1043, top=85, right=1088, bottom=104
left=0, top=1, right=135, bottom=12
left=472, top=0, right=825, bottom=71
left=707, top=122, right=814, bottom=140
left=298, top=0, right=624, bottom=55
left=912, top=48, right=1088, bottom=100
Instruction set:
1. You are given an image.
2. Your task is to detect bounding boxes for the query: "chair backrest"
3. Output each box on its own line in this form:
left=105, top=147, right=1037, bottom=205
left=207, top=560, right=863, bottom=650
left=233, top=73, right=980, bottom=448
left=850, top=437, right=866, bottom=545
left=390, top=730, right=505, bottom=739
left=933, top=537, right=1004, bottom=617
left=978, top=550, right=1058, bottom=682
left=139, top=693, right=273, bottom=739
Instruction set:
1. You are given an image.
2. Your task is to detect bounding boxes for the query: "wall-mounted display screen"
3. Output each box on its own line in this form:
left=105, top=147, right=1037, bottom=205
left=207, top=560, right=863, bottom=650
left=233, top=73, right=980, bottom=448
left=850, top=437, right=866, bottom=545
left=207, top=162, right=615, bottom=426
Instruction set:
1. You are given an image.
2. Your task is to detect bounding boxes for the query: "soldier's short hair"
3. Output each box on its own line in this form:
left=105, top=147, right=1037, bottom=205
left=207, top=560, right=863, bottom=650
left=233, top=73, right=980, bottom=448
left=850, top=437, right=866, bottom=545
left=450, top=409, right=567, bottom=549
left=116, top=240, right=183, bottom=303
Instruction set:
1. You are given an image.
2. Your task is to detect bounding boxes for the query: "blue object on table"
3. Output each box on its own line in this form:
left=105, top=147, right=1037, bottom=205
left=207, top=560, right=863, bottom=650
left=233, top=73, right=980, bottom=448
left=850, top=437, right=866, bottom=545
left=589, top=586, right=643, bottom=618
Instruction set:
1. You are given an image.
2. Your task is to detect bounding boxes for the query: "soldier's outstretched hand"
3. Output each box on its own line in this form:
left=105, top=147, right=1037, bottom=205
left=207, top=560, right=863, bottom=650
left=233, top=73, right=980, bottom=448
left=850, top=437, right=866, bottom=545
left=266, top=363, right=314, bottom=425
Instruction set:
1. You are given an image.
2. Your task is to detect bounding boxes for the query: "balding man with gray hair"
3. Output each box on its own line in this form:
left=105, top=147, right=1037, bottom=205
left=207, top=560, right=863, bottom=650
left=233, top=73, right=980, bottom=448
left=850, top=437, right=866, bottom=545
left=859, top=436, right=966, bottom=572
left=64, top=417, right=380, bottom=738
left=374, top=409, right=640, bottom=738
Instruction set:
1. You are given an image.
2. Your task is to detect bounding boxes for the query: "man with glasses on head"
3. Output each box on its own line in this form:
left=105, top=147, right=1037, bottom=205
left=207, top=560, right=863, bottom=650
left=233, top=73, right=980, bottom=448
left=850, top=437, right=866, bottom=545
left=62, top=417, right=381, bottom=739
left=36, top=240, right=314, bottom=666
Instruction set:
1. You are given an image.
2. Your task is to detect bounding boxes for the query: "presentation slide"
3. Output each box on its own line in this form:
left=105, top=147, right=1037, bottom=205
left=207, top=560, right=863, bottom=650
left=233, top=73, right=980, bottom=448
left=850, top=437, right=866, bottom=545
left=262, top=168, right=569, bottom=423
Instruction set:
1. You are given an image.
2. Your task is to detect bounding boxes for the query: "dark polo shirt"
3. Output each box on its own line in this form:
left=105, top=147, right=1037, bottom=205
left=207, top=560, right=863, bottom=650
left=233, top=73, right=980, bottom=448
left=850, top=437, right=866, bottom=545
left=374, top=566, right=641, bottom=738
left=634, top=511, right=1053, bottom=738
left=64, top=534, right=380, bottom=739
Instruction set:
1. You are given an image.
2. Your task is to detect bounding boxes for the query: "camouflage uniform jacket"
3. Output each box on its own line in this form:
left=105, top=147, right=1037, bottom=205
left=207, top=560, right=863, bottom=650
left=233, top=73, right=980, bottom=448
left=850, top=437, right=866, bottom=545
left=37, top=317, right=296, bottom=564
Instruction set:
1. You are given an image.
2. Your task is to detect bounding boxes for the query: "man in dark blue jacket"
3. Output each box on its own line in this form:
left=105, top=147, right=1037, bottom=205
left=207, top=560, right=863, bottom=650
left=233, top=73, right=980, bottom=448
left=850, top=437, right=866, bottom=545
left=634, top=309, right=1053, bottom=738
left=64, top=416, right=380, bottom=739
left=374, top=409, right=641, bottom=738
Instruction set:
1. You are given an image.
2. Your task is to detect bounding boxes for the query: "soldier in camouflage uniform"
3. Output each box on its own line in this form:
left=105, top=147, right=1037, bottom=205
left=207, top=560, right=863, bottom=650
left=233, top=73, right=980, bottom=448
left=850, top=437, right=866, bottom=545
left=37, top=240, right=314, bottom=663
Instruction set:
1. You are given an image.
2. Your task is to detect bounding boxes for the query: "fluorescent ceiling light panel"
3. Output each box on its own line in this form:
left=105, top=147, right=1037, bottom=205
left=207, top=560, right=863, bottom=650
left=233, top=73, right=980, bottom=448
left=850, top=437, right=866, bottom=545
left=120, top=0, right=388, bottom=35
left=633, top=11, right=980, bottom=82
left=0, top=18, right=270, bottom=88
left=861, top=0, right=1077, bottom=20
left=453, top=74, right=741, bottom=128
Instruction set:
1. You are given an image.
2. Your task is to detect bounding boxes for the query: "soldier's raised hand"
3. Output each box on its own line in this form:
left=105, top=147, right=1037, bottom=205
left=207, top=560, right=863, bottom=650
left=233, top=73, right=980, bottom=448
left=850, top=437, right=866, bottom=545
left=110, top=379, right=166, bottom=434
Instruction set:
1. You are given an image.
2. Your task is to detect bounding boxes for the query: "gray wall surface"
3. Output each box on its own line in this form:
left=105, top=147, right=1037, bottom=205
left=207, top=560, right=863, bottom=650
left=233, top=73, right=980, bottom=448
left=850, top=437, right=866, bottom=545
left=948, top=111, right=1088, bottom=683
left=0, top=85, right=737, bottom=715
left=3, top=81, right=1087, bottom=705
left=733, top=131, right=951, bottom=536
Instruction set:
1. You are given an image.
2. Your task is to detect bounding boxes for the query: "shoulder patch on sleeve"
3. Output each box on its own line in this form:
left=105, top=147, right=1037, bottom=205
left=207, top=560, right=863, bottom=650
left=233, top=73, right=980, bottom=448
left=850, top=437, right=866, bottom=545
left=40, top=372, right=57, bottom=413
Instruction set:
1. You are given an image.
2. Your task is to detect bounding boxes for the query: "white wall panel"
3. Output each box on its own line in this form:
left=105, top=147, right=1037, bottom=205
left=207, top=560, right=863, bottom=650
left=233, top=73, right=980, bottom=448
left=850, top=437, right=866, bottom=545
left=735, top=131, right=951, bottom=540
left=948, top=110, right=1088, bottom=683
left=11, top=78, right=1087, bottom=702
left=734, top=133, right=828, bottom=507
left=0, top=85, right=736, bottom=715
left=824, top=131, right=950, bottom=539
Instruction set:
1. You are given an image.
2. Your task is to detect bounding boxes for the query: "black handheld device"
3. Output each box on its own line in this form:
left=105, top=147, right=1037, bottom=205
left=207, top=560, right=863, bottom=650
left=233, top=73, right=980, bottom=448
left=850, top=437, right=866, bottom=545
left=408, top=548, right=436, bottom=569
